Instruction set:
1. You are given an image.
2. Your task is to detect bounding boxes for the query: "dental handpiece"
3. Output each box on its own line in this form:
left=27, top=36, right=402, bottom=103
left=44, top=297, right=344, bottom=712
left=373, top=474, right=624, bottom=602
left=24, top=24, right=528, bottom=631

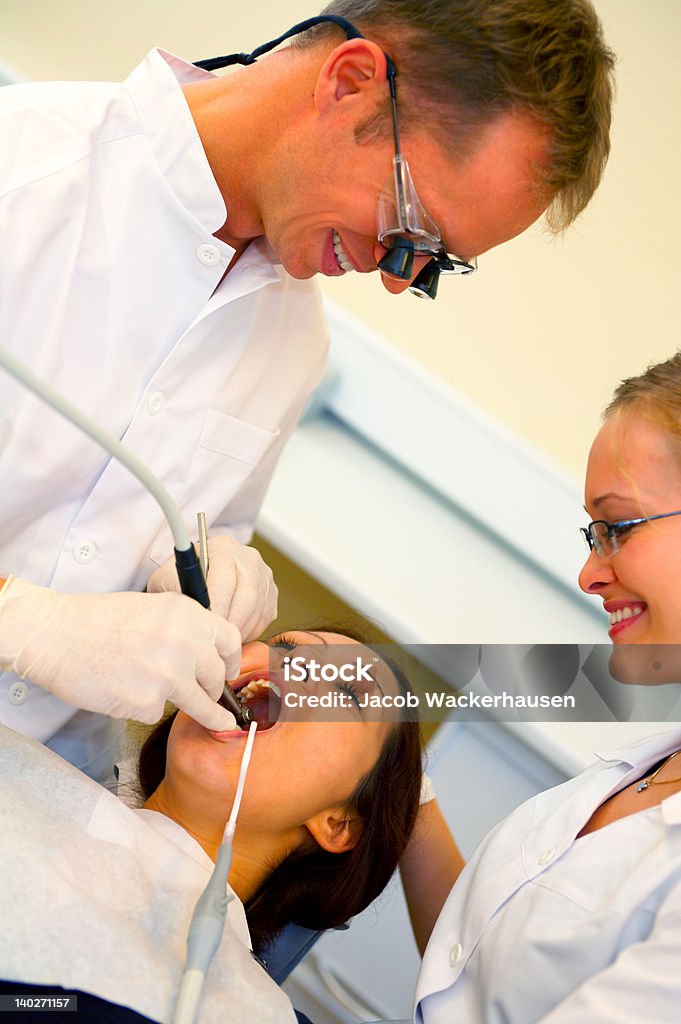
left=185, top=514, right=251, bottom=730
left=0, top=345, right=251, bottom=732
left=218, top=677, right=252, bottom=729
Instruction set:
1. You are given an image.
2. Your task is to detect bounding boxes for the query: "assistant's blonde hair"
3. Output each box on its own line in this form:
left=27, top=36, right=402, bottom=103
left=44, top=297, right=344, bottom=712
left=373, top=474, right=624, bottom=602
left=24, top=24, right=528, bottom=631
left=605, top=351, right=681, bottom=456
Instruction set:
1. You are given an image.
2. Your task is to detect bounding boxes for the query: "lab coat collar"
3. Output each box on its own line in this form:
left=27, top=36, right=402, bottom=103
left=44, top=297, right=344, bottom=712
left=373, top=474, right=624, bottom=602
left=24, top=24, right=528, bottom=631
left=594, top=727, right=681, bottom=769
left=124, top=49, right=228, bottom=235
left=594, top=729, right=681, bottom=827
left=124, top=50, right=287, bottom=280
left=416, top=730, right=681, bottom=1014
left=521, top=729, right=681, bottom=870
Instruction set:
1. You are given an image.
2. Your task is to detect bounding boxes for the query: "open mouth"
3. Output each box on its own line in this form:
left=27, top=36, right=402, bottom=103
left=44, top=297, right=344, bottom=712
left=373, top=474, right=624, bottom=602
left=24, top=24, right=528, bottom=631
left=332, top=230, right=355, bottom=273
left=219, top=676, right=282, bottom=731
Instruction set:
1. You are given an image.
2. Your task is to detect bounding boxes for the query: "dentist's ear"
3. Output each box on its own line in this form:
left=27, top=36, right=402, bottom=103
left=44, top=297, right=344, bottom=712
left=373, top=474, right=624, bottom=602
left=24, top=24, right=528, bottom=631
left=304, top=805, right=364, bottom=854
left=313, top=37, right=388, bottom=110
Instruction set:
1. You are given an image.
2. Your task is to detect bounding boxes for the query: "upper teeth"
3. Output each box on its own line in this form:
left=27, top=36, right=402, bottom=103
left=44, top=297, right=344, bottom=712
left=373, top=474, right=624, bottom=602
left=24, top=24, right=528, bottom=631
left=609, top=606, right=644, bottom=625
left=333, top=230, right=354, bottom=273
left=237, top=678, right=281, bottom=703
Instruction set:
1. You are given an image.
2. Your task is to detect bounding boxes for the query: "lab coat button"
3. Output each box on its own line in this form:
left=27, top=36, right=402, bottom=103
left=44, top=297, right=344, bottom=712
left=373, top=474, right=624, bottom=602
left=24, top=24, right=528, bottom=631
left=73, top=540, right=97, bottom=564
left=196, top=243, right=220, bottom=266
left=8, top=681, right=28, bottom=705
left=538, top=847, right=557, bottom=866
left=147, top=391, right=165, bottom=415
left=449, top=943, right=463, bottom=966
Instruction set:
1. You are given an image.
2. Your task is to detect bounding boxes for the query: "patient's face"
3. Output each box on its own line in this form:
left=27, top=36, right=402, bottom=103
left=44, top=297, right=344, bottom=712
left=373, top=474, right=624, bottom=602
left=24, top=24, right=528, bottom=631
left=165, top=631, right=396, bottom=832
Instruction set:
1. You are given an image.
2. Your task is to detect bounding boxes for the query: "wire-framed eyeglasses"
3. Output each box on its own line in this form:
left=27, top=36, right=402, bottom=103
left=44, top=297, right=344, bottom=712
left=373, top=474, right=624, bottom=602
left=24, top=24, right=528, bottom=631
left=581, top=509, right=681, bottom=557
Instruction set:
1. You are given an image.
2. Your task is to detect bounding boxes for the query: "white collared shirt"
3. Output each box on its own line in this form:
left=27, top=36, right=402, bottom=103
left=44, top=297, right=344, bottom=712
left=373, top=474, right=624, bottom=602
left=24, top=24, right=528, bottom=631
left=0, top=50, right=328, bottom=741
left=416, top=729, right=681, bottom=1023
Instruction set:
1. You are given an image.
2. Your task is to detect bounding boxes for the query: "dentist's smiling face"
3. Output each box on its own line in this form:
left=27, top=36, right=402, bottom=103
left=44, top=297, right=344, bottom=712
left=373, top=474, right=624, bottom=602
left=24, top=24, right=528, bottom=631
left=266, top=110, right=550, bottom=294
left=257, top=39, right=550, bottom=295
left=578, top=409, right=681, bottom=645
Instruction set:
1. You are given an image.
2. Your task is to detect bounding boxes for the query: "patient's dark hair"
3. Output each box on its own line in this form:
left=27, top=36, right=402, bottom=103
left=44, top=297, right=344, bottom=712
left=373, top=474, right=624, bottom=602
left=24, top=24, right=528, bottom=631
left=137, top=629, right=422, bottom=953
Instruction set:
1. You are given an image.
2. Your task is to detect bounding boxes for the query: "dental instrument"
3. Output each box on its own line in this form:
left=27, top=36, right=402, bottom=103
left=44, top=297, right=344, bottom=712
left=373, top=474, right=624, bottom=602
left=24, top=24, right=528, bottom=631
left=196, top=512, right=252, bottom=730
left=172, top=717, right=258, bottom=1024
left=0, top=343, right=264, bottom=1013
left=197, top=512, right=209, bottom=580
left=0, top=345, right=255, bottom=731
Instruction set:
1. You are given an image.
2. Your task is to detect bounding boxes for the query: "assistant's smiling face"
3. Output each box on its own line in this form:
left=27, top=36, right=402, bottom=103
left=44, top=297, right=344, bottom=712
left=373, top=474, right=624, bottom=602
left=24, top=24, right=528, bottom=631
left=579, top=410, right=681, bottom=646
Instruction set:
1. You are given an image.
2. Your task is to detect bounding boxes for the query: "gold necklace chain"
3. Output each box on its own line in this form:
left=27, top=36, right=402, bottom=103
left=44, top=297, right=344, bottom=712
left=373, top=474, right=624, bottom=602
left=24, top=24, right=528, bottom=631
left=636, top=750, right=681, bottom=793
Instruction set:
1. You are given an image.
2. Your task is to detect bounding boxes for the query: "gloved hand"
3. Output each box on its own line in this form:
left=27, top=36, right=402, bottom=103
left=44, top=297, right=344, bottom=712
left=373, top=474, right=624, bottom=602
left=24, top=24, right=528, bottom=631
left=0, top=576, right=238, bottom=729
left=147, top=535, right=278, bottom=641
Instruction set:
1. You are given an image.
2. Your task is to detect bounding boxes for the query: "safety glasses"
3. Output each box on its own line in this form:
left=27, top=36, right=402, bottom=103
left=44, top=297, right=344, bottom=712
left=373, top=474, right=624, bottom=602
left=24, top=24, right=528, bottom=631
left=377, top=62, right=477, bottom=299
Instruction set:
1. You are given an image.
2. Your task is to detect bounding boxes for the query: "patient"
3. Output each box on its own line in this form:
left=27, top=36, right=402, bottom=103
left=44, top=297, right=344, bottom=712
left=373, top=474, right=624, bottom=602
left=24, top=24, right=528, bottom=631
left=139, top=629, right=422, bottom=954
left=0, top=629, right=421, bottom=1024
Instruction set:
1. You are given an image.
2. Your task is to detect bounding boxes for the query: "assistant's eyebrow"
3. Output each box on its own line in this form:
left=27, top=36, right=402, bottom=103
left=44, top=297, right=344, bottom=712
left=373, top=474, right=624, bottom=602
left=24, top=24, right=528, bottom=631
left=588, top=492, right=636, bottom=512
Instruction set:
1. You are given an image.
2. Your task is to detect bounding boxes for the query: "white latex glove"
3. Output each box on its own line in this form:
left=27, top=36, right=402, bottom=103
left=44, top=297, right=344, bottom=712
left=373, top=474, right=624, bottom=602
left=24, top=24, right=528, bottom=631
left=0, top=576, right=238, bottom=730
left=147, top=535, right=278, bottom=641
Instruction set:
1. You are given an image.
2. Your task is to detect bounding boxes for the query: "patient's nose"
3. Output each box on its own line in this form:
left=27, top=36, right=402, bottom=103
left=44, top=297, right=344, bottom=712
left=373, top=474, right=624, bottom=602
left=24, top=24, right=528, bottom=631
left=233, top=641, right=270, bottom=680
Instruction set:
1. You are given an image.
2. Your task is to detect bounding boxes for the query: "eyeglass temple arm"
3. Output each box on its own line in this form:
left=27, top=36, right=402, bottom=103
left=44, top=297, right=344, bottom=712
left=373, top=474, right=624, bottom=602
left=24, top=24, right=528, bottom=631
left=195, top=15, right=407, bottom=247
left=194, top=15, right=366, bottom=71
left=381, top=56, right=413, bottom=235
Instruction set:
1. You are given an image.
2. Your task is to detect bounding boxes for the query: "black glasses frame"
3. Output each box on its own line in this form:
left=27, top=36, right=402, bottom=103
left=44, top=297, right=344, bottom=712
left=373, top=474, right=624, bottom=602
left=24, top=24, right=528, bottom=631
left=581, top=509, right=681, bottom=556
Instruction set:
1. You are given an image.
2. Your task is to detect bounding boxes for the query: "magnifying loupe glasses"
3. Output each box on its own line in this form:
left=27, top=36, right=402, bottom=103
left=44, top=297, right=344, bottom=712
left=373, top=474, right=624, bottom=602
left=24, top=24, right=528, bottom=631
left=377, top=62, right=477, bottom=299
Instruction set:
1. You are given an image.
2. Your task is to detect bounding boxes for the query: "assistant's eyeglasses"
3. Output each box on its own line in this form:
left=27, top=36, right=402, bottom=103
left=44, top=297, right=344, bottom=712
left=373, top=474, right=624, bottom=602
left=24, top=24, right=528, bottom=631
left=195, top=15, right=477, bottom=300
left=581, top=509, right=681, bottom=557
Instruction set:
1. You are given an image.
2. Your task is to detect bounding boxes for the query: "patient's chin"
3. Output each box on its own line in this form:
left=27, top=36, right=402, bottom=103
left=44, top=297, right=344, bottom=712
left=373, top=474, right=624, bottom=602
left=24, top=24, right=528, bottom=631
left=609, top=644, right=681, bottom=686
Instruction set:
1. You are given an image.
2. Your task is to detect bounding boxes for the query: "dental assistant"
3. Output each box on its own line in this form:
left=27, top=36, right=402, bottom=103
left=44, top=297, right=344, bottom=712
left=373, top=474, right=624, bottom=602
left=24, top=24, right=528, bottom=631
left=413, top=351, right=681, bottom=1023
left=0, top=1, right=614, bottom=778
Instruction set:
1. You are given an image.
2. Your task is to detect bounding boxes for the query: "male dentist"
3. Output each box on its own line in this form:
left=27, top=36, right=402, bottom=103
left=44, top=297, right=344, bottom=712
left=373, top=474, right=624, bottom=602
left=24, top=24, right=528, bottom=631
left=0, top=0, right=614, bottom=777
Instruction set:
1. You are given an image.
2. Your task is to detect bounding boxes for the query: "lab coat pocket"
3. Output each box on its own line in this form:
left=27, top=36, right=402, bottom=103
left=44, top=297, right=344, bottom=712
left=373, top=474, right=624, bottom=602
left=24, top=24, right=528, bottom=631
left=149, top=409, right=279, bottom=565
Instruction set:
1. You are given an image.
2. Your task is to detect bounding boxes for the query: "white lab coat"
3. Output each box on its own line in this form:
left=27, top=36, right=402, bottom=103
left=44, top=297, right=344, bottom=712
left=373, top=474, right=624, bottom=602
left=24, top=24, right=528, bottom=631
left=0, top=725, right=297, bottom=1023
left=415, top=729, right=681, bottom=1023
left=0, top=50, right=328, bottom=744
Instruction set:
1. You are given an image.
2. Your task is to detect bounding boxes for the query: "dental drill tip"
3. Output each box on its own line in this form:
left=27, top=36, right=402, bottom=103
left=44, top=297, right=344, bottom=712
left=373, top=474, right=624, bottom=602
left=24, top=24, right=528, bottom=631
left=221, top=683, right=252, bottom=729
left=238, top=703, right=253, bottom=727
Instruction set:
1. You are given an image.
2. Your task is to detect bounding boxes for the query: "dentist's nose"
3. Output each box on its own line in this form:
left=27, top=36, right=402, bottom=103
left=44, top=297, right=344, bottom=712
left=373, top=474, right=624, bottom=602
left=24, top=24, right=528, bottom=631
left=375, top=242, right=431, bottom=294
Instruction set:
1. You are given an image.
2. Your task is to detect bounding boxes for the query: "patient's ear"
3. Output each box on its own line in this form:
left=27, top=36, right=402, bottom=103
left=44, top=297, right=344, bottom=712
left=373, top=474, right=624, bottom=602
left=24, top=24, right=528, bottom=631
left=304, top=805, right=364, bottom=854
